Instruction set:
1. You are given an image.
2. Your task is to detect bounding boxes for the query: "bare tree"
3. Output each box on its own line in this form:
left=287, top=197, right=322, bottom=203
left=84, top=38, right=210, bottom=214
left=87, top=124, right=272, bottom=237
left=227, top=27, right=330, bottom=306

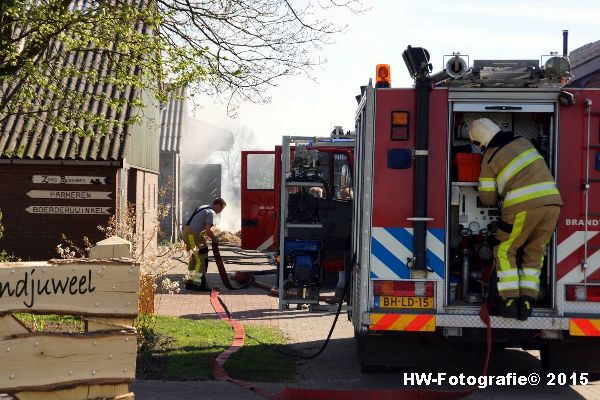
left=216, top=126, right=255, bottom=188
left=157, top=0, right=365, bottom=114
left=1, top=0, right=366, bottom=134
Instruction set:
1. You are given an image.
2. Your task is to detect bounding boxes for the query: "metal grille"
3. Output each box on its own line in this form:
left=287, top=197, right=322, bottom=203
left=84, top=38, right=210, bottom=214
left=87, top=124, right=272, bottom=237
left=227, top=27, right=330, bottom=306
left=456, top=112, right=548, bottom=140
left=435, top=314, right=569, bottom=330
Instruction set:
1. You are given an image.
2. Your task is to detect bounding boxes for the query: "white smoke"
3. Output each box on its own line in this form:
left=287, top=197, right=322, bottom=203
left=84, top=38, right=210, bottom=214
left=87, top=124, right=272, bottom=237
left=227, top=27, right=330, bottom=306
left=216, top=180, right=241, bottom=232
left=179, top=118, right=233, bottom=230
left=208, top=126, right=257, bottom=232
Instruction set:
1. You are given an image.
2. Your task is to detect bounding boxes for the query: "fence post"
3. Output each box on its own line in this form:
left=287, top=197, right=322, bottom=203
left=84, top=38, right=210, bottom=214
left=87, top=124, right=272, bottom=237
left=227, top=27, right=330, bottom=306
left=86, top=237, right=139, bottom=333
left=88, top=236, right=133, bottom=259
left=88, top=236, right=154, bottom=315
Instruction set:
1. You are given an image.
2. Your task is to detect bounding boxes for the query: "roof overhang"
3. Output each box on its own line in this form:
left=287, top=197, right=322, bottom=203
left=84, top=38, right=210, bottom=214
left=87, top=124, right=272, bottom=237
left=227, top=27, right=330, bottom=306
left=0, top=159, right=123, bottom=167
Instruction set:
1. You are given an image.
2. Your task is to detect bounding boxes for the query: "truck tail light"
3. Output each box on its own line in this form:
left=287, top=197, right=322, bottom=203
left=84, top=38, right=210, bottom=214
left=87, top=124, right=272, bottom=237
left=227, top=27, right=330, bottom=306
left=566, top=285, right=600, bottom=302
left=373, top=281, right=434, bottom=297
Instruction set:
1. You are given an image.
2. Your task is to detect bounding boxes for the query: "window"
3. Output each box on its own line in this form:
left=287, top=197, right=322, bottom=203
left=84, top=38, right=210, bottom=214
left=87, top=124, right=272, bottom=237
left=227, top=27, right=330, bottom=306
left=333, top=153, right=352, bottom=200
left=247, top=154, right=275, bottom=190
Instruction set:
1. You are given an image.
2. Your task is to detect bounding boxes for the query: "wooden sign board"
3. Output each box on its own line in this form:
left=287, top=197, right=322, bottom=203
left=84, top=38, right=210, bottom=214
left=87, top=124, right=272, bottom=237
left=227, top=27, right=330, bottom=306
left=15, top=384, right=133, bottom=400
left=27, top=190, right=112, bottom=200
left=25, top=206, right=111, bottom=215
left=0, top=261, right=139, bottom=317
left=31, top=176, right=109, bottom=185
left=0, top=333, right=136, bottom=392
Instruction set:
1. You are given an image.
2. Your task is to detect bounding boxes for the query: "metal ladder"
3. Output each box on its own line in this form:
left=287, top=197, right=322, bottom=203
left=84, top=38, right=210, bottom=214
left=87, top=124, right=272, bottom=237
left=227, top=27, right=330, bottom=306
left=583, top=99, right=600, bottom=284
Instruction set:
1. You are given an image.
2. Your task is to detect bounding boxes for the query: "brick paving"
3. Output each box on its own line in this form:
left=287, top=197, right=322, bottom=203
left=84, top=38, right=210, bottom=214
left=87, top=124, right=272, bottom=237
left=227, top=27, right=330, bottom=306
left=133, top=249, right=600, bottom=399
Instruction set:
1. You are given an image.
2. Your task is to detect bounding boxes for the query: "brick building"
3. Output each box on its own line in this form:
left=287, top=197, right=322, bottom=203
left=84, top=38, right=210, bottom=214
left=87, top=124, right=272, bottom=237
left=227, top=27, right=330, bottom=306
left=0, top=91, right=160, bottom=261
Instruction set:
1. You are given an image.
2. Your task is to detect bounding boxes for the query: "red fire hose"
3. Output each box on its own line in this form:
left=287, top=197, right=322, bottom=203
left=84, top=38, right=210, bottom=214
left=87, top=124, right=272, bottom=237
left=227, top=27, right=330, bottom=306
left=209, top=242, right=493, bottom=400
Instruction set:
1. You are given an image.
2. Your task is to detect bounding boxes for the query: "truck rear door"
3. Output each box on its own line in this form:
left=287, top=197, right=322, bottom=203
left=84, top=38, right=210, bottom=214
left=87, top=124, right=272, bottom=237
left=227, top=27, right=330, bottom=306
left=241, top=151, right=277, bottom=251
left=557, top=89, right=600, bottom=316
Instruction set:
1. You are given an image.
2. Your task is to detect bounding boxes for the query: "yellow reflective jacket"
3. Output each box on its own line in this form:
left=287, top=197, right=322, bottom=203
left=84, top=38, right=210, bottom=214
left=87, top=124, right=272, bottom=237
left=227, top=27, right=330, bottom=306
left=478, top=137, right=562, bottom=214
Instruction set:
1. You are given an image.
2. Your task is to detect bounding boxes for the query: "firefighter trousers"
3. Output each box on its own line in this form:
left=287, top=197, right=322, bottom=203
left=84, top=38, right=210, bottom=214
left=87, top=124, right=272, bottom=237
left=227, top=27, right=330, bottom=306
left=183, top=227, right=209, bottom=284
left=494, top=205, right=561, bottom=300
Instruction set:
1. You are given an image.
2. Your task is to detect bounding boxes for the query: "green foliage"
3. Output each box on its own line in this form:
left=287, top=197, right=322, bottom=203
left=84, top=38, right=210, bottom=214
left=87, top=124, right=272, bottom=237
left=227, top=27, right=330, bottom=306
left=1, top=0, right=165, bottom=136
left=1, top=0, right=359, bottom=134
left=0, top=249, right=19, bottom=262
left=0, top=209, right=20, bottom=262
left=0, top=146, right=24, bottom=157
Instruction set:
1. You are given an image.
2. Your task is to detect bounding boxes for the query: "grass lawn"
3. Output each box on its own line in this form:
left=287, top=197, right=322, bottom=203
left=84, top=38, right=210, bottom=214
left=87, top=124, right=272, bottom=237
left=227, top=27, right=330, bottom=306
left=13, top=313, right=296, bottom=382
left=15, top=313, right=84, bottom=333
left=139, top=316, right=297, bottom=382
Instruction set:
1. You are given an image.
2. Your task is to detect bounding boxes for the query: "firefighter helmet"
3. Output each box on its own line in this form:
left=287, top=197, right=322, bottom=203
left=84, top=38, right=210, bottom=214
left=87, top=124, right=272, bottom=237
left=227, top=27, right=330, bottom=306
left=469, top=118, right=501, bottom=148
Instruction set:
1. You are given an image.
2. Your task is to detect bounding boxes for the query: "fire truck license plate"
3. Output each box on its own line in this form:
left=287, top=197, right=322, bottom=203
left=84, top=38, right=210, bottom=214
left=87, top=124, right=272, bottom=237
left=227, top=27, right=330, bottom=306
left=375, top=296, right=434, bottom=309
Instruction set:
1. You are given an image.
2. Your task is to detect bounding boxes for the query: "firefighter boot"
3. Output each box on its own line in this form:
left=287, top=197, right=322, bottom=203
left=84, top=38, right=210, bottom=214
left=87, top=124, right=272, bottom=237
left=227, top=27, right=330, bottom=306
left=518, top=296, right=534, bottom=321
left=334, top=287, right=344, bottom=304
left=198, top=274, right=210, bottom=292
left=186, top=267, right=198, bottom=290
left=191, top=271, right=203, bottom=292
left=498, top=298, right=519, bottom=319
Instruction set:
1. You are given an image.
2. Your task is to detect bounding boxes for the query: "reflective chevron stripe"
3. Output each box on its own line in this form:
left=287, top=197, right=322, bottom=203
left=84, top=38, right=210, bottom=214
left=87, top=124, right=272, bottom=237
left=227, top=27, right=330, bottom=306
left=557, top=231, right=600, bottom=283
left=370, top=313, right=435, bottom=331
left=569, top=319, right=600, bottom=336
left=370, top=227, right=444, bottom=280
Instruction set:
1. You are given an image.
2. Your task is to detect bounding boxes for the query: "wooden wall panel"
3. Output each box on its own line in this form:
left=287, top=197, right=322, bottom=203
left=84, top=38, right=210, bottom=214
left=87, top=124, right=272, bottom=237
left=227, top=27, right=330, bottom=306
left=0, top=333, right=136, bottom=392
left=15, top=384, right=133, bottom=400
left=0, top=261, right=139, bottom=316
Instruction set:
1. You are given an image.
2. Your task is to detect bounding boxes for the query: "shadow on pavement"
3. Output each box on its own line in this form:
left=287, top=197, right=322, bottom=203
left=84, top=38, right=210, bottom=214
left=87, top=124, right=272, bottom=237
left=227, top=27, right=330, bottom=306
left=277, top=336, right=595, bottom=399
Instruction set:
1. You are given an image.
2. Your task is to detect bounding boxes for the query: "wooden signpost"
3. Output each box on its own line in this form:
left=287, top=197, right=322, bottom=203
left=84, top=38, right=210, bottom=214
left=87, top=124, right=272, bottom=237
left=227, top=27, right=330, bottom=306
left=31, top=176, right=109, bottom=185
left=26, top=190, right=112, bottom=200
left=25, top=206, right=111, bottom=215
left=0, top=255, right=140, bottom=399
left=26, top=178, right=112, bottom=217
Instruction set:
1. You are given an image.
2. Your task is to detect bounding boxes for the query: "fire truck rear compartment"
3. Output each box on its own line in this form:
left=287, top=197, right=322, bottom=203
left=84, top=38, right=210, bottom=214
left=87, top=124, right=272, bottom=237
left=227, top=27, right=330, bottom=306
left=447, top=108, right=556, bottom=310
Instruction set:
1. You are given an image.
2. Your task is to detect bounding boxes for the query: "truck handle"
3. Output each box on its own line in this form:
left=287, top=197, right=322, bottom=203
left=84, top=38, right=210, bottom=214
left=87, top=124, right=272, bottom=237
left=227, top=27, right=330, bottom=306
left=484, top=106, right=523, bottom=111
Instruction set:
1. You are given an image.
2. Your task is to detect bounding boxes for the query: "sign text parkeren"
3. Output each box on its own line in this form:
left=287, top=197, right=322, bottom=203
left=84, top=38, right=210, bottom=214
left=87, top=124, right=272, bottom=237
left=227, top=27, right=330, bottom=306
left=0, top=269, right=96, bottom=308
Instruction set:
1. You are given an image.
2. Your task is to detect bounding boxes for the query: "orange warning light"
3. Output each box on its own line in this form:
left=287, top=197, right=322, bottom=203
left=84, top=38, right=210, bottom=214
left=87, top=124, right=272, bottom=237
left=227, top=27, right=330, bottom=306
left=392, top=111, right=409, bottom=126
left=376, top=64, right=391, bottom=88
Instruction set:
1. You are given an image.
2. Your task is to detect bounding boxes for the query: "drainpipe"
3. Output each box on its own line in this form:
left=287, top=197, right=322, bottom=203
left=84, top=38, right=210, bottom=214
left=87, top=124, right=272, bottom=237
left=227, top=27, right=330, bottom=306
left=411, top=77, right=433, bottom=278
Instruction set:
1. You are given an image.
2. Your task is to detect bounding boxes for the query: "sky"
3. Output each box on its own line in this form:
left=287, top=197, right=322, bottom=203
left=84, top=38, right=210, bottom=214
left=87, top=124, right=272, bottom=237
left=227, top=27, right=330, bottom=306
left=191, top=0, right=600, bottom=150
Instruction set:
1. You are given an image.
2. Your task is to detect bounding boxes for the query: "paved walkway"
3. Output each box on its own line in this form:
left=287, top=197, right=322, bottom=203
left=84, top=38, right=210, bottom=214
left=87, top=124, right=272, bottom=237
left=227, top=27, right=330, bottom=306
left=133, top=250, right=600, bottom=399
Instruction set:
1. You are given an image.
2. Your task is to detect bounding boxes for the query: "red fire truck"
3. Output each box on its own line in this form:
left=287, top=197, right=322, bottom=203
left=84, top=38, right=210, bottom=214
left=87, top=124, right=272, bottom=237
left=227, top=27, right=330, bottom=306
left=350, top=44, right=600, bottom=372
left=241, top=136, right=354, bottom=308
left=241, top=39, right=600, bottom=371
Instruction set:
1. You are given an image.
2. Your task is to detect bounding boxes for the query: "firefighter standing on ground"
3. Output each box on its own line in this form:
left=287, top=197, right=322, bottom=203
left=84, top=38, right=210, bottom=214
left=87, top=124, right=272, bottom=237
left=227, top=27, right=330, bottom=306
left=469, top=118, right=562, bottom=321
left=182, top=198, right=226, bottom=291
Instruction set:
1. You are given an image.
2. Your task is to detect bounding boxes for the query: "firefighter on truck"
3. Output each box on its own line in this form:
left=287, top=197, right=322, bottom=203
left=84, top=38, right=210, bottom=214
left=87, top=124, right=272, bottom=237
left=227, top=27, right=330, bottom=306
left=469, top=118, right=563, bottom=321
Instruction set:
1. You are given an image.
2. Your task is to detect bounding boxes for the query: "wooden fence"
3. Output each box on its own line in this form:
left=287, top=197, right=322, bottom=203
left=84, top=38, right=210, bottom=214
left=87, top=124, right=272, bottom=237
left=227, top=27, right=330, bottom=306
left=0, top=251, right=140, bottom=399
